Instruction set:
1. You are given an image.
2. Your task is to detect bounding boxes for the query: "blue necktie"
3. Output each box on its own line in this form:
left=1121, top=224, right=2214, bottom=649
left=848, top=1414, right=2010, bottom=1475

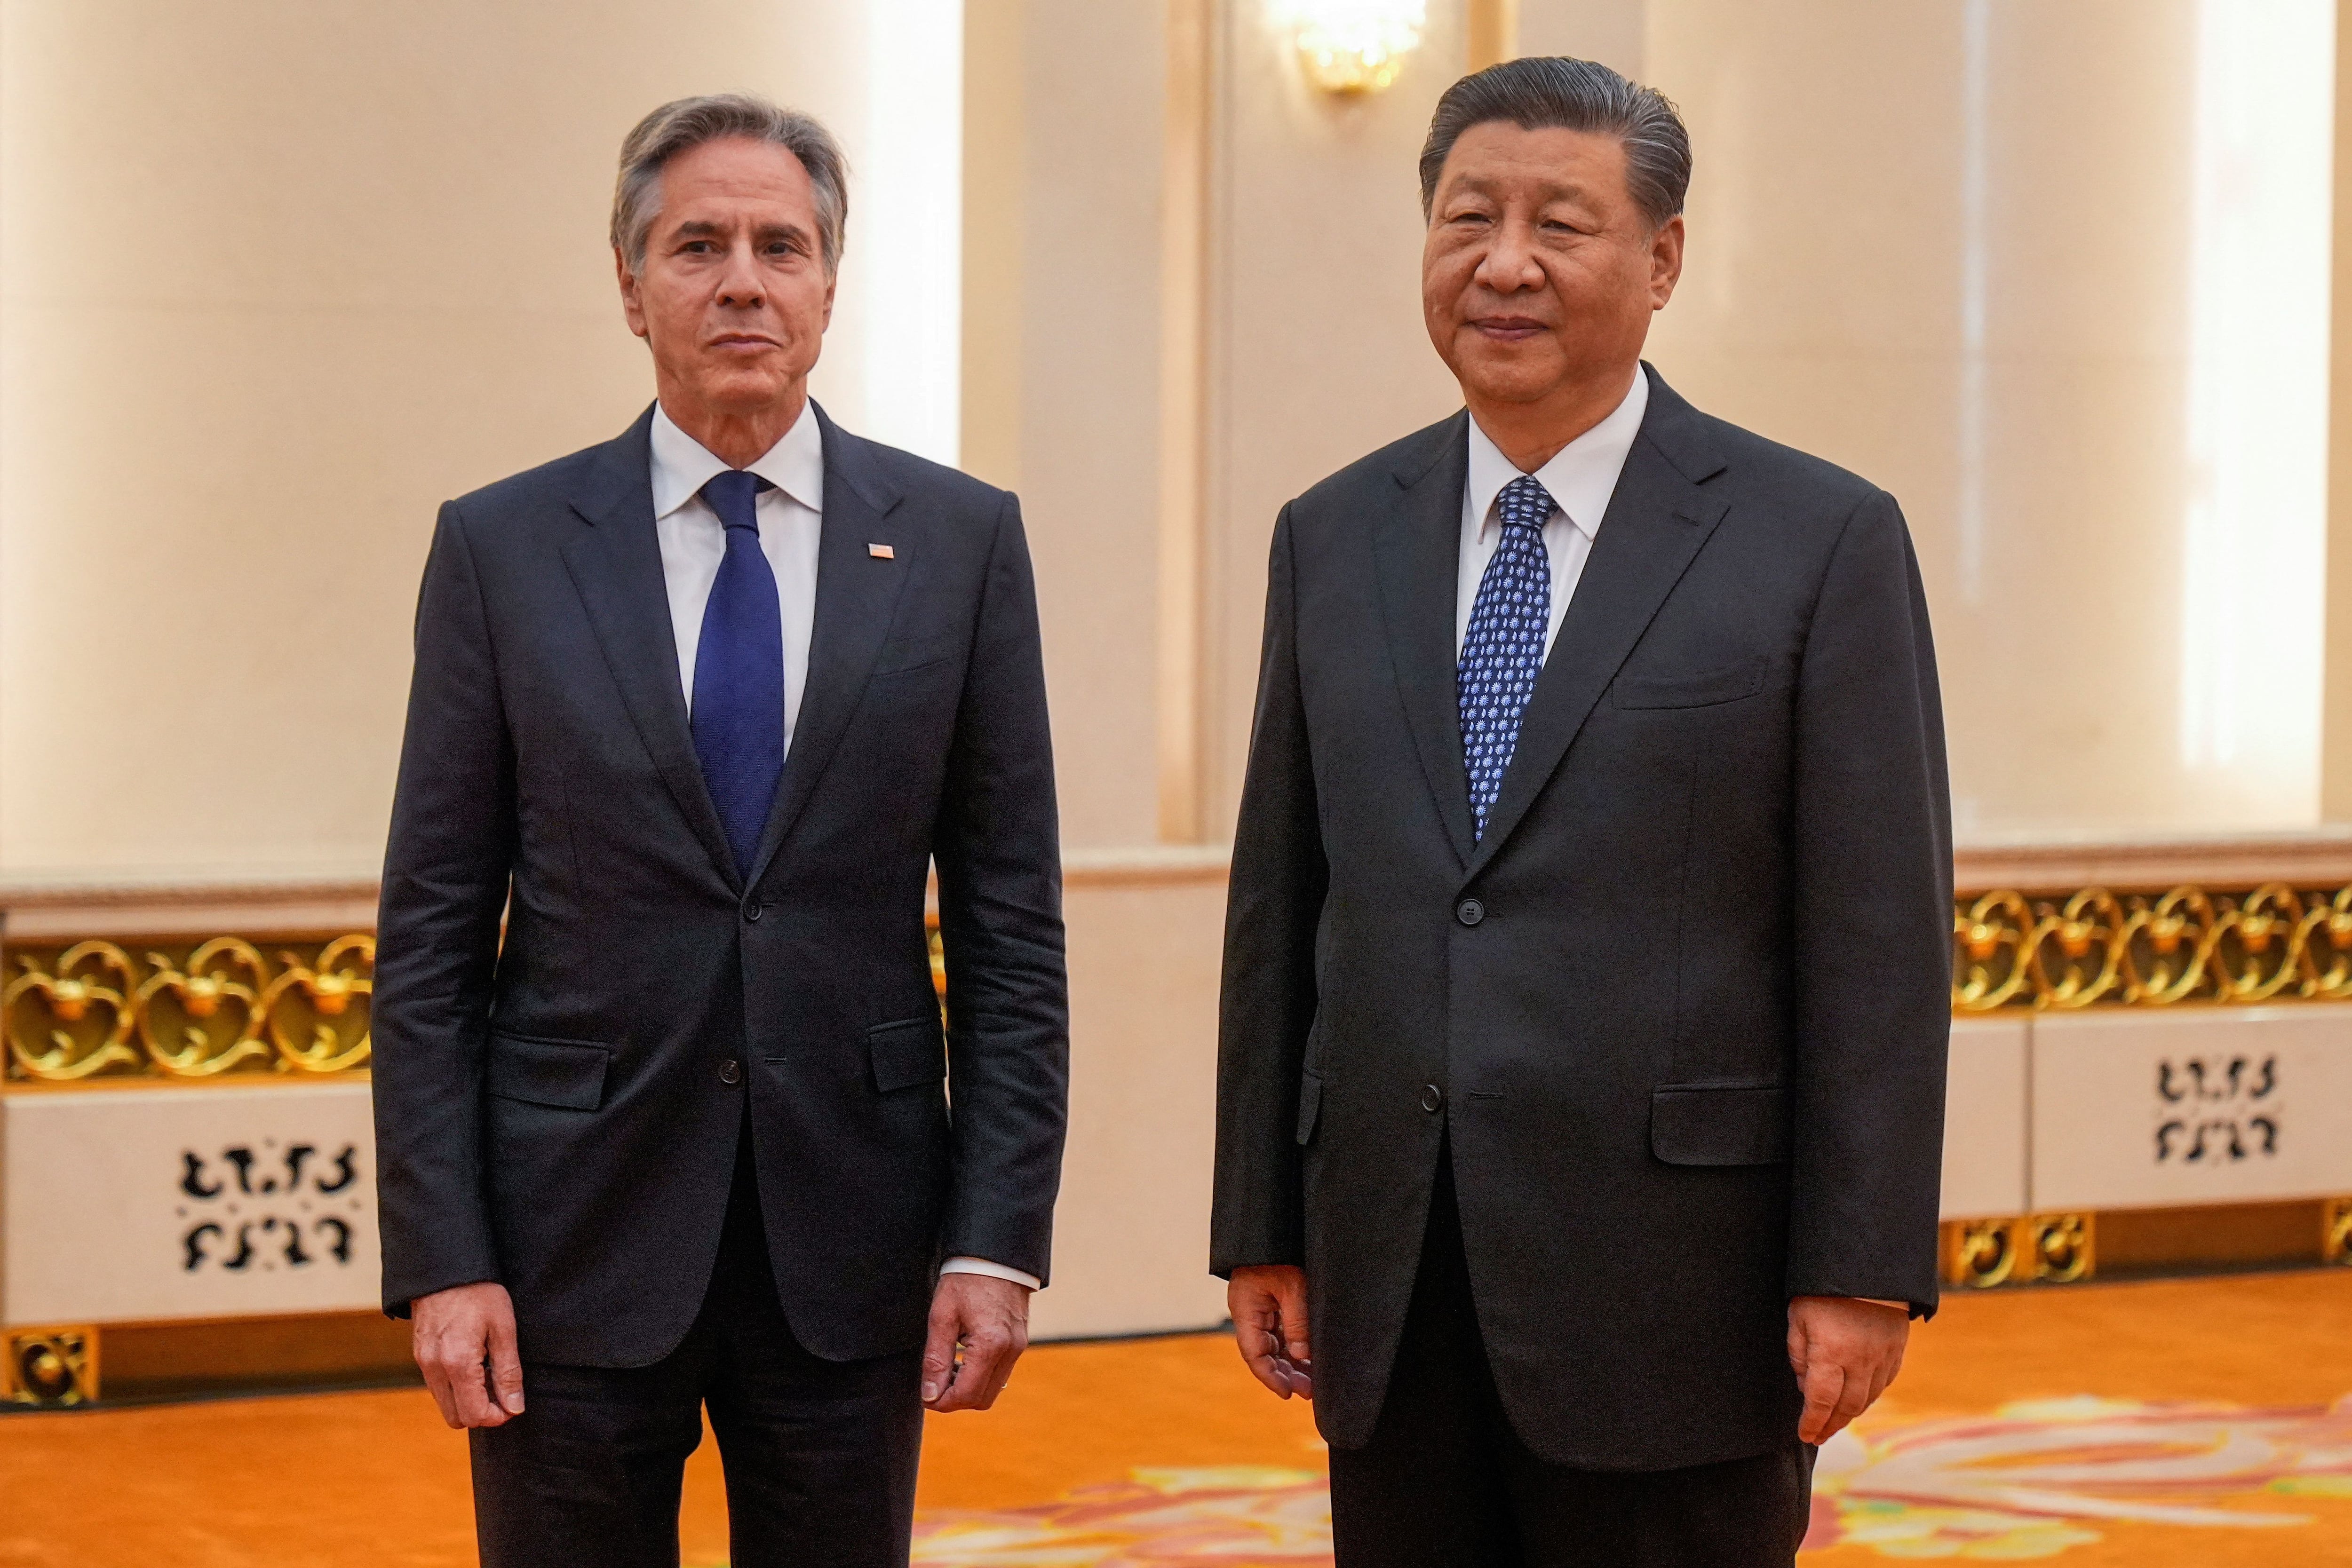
left=691, top=469, right=784, bottom=879
left=1458, top=474, right=1554, bottom=842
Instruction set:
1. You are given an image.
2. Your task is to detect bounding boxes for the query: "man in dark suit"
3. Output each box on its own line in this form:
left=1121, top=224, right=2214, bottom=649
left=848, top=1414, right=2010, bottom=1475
left=373, top=95, right=1066, bottom=1568
left=1213, top=58, right=1950, bottom=1567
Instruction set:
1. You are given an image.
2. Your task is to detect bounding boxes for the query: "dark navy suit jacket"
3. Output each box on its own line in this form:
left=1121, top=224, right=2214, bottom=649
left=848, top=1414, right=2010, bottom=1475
left=373, top=403, right=1068, bottom=1367
left=1213, top=367, right=1951, bottom=1469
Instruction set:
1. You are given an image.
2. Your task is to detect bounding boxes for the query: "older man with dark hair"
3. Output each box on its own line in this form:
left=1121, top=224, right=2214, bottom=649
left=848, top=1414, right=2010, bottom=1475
left=372, top=94, right=1067, bottom=1567
left=1214, top=57, right=1951, bottom=1567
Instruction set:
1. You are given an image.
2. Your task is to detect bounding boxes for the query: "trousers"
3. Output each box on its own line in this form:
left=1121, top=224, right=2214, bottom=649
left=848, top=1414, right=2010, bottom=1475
left=469, top=1121, right=924, bottom=1568
left=1326, top=1151, right=1815, bottom=1568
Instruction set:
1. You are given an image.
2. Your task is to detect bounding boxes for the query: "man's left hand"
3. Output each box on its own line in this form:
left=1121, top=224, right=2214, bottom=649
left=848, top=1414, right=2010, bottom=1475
left=1787, top=1295, right=1908, bottom=1444
left=922, top=1273, right=1032, bottom=1412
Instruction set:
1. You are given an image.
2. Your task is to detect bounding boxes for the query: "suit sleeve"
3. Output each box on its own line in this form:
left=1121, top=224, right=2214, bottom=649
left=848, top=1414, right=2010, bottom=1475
left=1210, top=506, right=1329, bottom=1276
left=371, top=500, right=516, bottom=1316
left=1785, top=489, right=1953, bottom=1317
left=932, top=492, right=1070, bottom=1284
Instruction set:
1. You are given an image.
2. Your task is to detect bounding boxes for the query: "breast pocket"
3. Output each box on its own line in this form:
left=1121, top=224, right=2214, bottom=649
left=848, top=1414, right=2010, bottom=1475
left=1609, top=657, right=1766, bottom=710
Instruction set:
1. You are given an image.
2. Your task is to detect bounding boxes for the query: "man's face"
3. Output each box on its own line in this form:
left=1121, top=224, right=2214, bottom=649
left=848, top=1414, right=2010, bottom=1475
left=1421, top=122, right=1683, bottom=408
left=619, top=135, right=835, bottom=414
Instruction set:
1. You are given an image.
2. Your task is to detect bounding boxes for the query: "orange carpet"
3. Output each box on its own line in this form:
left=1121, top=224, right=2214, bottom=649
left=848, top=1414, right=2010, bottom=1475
left=1, top=1269, right=2347, bottom=1565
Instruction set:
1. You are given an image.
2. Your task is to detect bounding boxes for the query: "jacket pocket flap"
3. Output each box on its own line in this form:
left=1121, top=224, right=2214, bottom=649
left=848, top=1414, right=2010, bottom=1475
left=874, top=633, right=964, bottom=677
left=486, top=1032, right=610, bottom=1111
left=1651, top=1082, right=1791, bottom=1166
left=1610, top=657, right=1765, bottom=709
left=869, top=1016, right=946, bottom=1092
left=1295, top=1068, right=1324, bottom=1145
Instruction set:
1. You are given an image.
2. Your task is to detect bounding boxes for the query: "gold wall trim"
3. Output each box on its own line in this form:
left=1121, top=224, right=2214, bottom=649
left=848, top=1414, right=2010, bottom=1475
left=3, top=933, right=373, bottom=1084
left=3, top=1325, right=98, bottom=1407
left=1942, top=1214, right=2096, bottom=1290
left=1954, top=882, right=2352, bottom=1011
left=1946, top=1199, right=2352, bottom=1289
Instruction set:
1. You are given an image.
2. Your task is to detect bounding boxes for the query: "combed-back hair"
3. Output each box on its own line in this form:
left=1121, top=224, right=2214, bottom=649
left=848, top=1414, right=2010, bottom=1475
left=1419, top=57, right=1691, bottom=230
left=612, top=94, right=849, bottom=274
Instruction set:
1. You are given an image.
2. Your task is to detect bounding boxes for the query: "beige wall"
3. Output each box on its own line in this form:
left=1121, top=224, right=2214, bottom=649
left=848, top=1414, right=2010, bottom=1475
left=1201, top=1, right=1468, bottom=832
left=1028, top=857, right=1231, bottom=1338
left=0, top=0, right=873, bottom=882
left=962, top=0, right=1167, bottom=850
left=1644, top=0, right=2336, bottom=840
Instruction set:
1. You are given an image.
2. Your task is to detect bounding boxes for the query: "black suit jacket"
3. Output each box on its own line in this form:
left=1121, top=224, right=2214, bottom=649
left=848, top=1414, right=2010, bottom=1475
left=1212, top=367, right=1951, bottom=1470
left=373, top=403, right=1068, bottom=1367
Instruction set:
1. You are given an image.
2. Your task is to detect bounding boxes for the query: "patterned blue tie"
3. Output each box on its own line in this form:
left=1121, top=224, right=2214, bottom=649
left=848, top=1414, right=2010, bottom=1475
left=691, top=469, right=784, bottom=879
left=1458, top=474, right=1554, bottom=842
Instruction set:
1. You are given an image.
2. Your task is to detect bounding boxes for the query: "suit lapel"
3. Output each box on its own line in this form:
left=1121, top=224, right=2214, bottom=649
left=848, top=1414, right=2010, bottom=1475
left=1372, top=413, right=1478, bottom=868
left=560, top=406, right=740, bottom=887
left=1465, top=368, right=1730, bottom=879
left=744, top=405, right=908, bottom=888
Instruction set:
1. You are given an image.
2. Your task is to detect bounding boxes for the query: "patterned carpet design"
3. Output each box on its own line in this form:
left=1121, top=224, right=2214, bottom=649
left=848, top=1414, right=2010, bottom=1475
left=902, top=1395, right=2352, bottom=1565
left=1, top=1269, right=2347, bottom=1567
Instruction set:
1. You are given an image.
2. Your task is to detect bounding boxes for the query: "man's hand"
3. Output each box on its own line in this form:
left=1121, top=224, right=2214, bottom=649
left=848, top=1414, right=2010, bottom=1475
left=922, top=1274, right=1031, bottom=1412
left=1229, top=1264, right=1313, bottom=1400
left=1788, top=1295, right=1908, bottom=1444
left=412, top=1281, right=524, bottom=1430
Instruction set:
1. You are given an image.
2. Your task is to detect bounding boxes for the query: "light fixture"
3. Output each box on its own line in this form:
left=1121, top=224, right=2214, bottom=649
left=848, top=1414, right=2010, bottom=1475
left=1288, top=0, right=1426, bottom=96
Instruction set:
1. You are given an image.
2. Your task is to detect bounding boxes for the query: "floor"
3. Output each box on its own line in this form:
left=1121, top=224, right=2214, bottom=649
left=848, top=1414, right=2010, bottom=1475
left=2, top=1269, right=2348, bottom=1566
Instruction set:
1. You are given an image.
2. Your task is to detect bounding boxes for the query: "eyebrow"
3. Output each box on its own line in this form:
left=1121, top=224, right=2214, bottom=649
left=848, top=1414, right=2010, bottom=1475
left=1444, top=173, right=1598, bottom=206
left=669, top=218, right=812, bottom=248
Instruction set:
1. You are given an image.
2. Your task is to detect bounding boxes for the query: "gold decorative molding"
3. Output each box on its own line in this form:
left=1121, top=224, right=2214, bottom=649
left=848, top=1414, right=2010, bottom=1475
left=3, top=934, right=372, bottom=1084
left=1942, top=1217, right=2023, bottom=1289
left=1954, top=883, right=2352, bottom=1011
left=2326, top=1197, right=2352, bottom=1266
left=1940, top=1214, right=2096, bottom=1290
left=3, top=1325, right=98, bottom=1407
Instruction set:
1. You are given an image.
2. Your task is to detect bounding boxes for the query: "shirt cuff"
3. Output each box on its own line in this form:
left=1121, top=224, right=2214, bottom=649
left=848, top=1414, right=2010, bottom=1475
left=940, top=1256, right=1041, bottom=1290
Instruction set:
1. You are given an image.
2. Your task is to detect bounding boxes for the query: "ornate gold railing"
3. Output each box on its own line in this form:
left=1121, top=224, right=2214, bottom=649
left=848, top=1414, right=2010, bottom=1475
left=1953, top=883, right=2352, bottom=1012
left=3, top=934, right=373, bottom=1083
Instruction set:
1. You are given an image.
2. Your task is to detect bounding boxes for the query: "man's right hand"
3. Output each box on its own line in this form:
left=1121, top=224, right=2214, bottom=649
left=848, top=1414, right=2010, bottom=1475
left=412, top=1281, right=525, bottom=1429
left=1228, top=1264, right=1313, bottom=1400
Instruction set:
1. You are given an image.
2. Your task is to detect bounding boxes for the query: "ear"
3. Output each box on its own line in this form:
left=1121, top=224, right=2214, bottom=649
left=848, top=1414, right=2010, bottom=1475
left=821, top=267, right=838, bottom=331
left=616, top=247, right=650, bottom=341
left=1647, top=214, right=1685, bottom=310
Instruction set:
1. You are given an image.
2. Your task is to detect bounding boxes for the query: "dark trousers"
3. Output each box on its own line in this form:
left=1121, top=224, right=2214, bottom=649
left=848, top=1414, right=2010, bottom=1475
left=1327, top=1154, right=1814, bottom=1568
left=470, top=1126, right=924, bottom=1568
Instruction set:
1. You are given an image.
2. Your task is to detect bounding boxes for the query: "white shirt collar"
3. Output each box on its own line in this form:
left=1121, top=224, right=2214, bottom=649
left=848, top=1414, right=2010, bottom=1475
left=648, top=398, right=826, bottom=520
left=1464, top=368, right=1649, bottom=542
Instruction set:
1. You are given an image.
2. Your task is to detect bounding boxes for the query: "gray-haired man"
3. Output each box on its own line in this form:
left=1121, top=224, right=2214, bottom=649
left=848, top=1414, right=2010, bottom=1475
left=1214, top=58, right=1949, bottom=1567
left=372, top=95, right=1068, bottom=1567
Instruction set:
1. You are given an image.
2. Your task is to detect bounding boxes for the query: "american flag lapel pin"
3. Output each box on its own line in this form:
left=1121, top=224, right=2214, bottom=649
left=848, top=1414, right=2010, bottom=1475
left=869, top=543, right=895, bottom=559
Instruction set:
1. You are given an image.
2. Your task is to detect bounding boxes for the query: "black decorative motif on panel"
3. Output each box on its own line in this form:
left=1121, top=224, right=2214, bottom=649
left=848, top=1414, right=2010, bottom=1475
left=175, top=1139, right=366, bottom=1273
left=2153, top=1053, right=2281, bottom=1164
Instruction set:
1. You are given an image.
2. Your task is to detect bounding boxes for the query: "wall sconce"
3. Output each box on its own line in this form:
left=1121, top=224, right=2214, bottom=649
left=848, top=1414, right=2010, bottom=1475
left=1288, top=0, right=1427, bottom=96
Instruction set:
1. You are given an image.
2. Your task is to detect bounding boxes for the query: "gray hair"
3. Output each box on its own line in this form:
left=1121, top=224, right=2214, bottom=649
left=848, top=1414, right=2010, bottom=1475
left=612, top=93, right=849, bottom=275
left=1419, top=57, right=1691, bottom=231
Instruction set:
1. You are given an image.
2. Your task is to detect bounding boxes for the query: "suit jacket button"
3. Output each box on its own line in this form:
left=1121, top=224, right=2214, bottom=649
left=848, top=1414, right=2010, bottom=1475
left=742, top=899, right=763, bottom=923
left=1455, top=898, right=1485, bottom=926
left=1420, top=1083, right=1444, bottom=1113
left=719, top=1059, right=742, bottom=1085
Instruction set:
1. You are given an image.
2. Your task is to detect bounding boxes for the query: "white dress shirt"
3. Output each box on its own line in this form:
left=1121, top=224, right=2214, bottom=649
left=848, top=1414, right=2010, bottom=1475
left=1456, top=367, right=1649, bottom=657
left=648, top=402, right=1039, bottom=1293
